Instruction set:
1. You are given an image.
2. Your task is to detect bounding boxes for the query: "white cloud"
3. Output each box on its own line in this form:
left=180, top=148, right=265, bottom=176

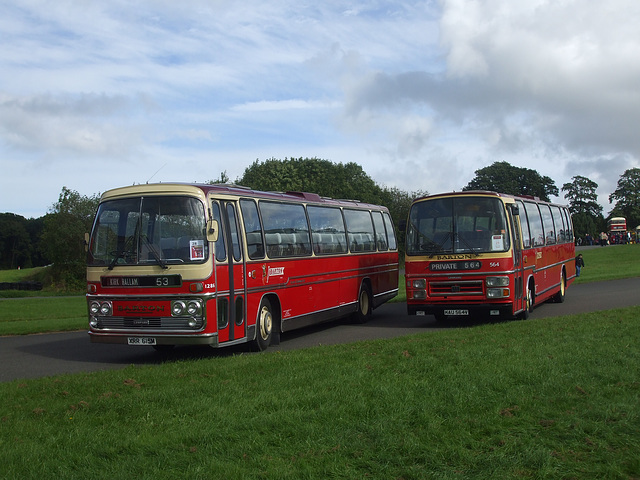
left=1, top=0, right=639, bottom=219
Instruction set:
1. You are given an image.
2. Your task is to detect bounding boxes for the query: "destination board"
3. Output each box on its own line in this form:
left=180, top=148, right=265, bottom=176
left=430, top=261, right=482, bottom=271
left=101, top=275, right=182, bottom=287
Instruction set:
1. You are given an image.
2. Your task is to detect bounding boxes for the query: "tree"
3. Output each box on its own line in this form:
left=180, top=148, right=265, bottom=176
left=561, top=176, right=602, bottom=217
left=0, top=214, right=50, bottom=270
left=0, top=213, right=31, bottom=269
left=609, top=168, right=640, bottom=230
left=40, top=187, right=100, bottom=288
left=206, top=170, right=230, bottom=184
left=561, top=175, right=604, bottom=239
left=237, top=157, right=424, bottom=228
left=25, top=216, right=49, bottom=267
left=463, top=161, right=559, bottom=202
left=239, top=157, right=385, bottom=205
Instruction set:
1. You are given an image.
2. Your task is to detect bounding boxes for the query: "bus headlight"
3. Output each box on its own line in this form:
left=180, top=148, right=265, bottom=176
left=99, top=301, right=112, bottom=316
left=89, top=301, right=101, bottom=315
left=412, top=279, right=426, bottom=289
left=186, top=300, right=202, bottom=316
left=171, top=300, right=203, bottom=317
left=487, top=288, right=510, bottom=299
left=486, top=276, right=509, bottom=287
left=172, top=301, right=186, bottom=316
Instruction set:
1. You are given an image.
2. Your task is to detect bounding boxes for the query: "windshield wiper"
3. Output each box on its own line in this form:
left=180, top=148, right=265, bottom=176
left=428, top=231, right=452, bottom=258
left=108, top=234, right=136, bottom=270
left=454, top=232, right=481, bottom=257
left=141, top=235, right=168, bottom=269
left=408, top=221, right=450, bottom=256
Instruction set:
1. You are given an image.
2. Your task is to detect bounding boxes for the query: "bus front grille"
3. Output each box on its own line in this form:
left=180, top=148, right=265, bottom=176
left=429, top=280, right=484, bottom=296
left=96, top=316, right=203, bottom=330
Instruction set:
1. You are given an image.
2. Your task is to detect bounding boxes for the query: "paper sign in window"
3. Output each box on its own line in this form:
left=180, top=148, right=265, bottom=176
left=492, top=235, right=504, bottom=251
left=190, top=240, right=205, bottom=260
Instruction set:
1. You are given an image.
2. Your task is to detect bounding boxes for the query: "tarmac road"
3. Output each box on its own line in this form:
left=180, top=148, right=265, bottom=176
left=1, top=276, right=639, bottom=383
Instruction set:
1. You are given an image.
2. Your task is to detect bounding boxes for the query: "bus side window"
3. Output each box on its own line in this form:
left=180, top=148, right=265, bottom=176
left=226, top=203, right=242, bottom=262
left=240, top=199, right=265, bottom=259
left=540, top=205, right=556, bottom=245
left=383, top=213, right=397, bottom=250
left=372, top=211, right=388, bottom=251
left=260, top=202, right=312, bottom=258
left=210, top=202, right=226, bottom=261
left=344, top=209, right=376, bottom=253
left=517, top=201, right=531, bottom=249
left=563, top=208, right=574, bottom=243
left=524, top=202, right=544, bottom=247
left=551, top=206, right=565, bottom=243
left=307, top=206, right=347, bottom=255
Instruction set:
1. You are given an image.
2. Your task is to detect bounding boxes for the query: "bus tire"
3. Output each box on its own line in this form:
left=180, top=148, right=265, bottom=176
left=252, top=298, right=273, bottom=351
left=554, top=271, right=566, bottom=303
left=354, top=283, right=372, bottom=324
left=520, top=283, right=533, bottom=320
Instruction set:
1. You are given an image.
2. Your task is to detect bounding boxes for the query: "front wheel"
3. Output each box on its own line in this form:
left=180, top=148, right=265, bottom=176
left=519, top=285, right=533, bottom=320
left=252, top=298, right=274, bottom=351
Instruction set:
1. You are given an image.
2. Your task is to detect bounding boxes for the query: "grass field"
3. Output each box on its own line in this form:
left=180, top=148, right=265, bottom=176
left=573, top=244, right=640, bottom=283
left=0, top=245, right=639, bottom=478
left=1, top=307, right=639, bottom=478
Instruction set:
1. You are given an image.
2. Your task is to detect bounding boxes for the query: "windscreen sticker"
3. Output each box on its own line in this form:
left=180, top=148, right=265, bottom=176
left=491, top=235, right=504, bottom=251
left=190, top=240, right=205, bottom=260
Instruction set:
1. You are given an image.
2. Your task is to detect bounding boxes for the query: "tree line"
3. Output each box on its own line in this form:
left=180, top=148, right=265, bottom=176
left=1, top=158, right=638, bottom=289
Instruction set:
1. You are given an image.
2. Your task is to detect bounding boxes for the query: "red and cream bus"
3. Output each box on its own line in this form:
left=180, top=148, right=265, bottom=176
left=404, top=191, right=575, bottom=321
left=607, top=217, right=627, bottom=243
left=86, top=183, right=398, bottom=350
left=607, top=217, right=627, bottom=234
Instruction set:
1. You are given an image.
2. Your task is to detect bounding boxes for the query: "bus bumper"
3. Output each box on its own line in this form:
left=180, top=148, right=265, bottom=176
left=88, top=331, right=219, bottom=346
left=407, top=303, right=514, bottom=319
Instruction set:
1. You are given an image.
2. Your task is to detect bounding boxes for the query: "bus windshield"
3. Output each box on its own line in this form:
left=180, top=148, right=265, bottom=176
left=406, top=196, right=510, bottom=256
left=88, top=196, right=207, bottom=268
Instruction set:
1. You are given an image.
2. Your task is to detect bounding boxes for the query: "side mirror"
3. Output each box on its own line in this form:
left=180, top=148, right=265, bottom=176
left=207, top=219, right=219, bottom=242
left=510, top=204, right=520, bottom=216
left=398, top=219, right=407, bottom=232
left=84, top=232, right=90, bottom=252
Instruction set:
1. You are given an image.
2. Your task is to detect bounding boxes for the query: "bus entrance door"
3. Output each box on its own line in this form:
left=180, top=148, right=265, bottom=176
left=215, top=200, right=247, bottom=345
left=510, top=206, right=527, bottom=317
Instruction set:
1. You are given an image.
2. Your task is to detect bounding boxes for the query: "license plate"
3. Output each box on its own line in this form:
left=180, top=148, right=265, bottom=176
left=444, top=309, right=469, bottom=316
left=127, top=337, right=156, bottom=346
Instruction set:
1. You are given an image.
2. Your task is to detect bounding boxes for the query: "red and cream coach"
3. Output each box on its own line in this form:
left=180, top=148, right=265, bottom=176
left=86, top=183, right=399, bottom=351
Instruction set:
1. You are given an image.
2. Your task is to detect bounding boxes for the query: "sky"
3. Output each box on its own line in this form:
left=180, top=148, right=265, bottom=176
left=1, top=0, right=640, bottom=219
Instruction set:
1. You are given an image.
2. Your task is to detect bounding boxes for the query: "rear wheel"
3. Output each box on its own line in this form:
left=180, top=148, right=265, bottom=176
left=554, top=272, right=566, bottom=303
left=354, top=283, right=372, bottom=323
left=252, top=298, right=273, bottom=351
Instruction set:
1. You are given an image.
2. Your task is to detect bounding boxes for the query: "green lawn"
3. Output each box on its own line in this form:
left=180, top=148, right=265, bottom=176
left=0, top=266, right=48, bottom=283
left=1, top=307, right=639, bottom=479
left=573, top=244, right=640, bottom=283
left=1, top=246, right=639, bottom=478
left=0, top=296, right=87, bottom=335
